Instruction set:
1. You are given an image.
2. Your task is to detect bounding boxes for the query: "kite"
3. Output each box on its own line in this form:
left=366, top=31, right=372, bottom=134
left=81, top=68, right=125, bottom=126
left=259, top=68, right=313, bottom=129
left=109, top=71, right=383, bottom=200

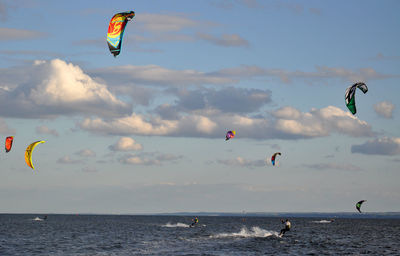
left=345, top=82, right=368, bottom=115
left=271, top=152, right=281, bottom=166
left=225, top=130, right=236, bottom=141
left=107, top=11, right=135, bottom=57
left=356, top=200, right=366, bottom=213
left=5, top=136, right=13, bottom=153
left=25, top=141, right=45, bottom=170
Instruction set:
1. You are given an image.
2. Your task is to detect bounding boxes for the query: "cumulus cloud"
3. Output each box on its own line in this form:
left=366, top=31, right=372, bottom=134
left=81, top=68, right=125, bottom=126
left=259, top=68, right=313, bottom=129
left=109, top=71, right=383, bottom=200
left=217, top=156, right=265, bottom=169
left=75, top=149, right=96, bottom=157
left=374, top=101, right=395, bottom=119
left=109, top=137, right=143, bottom=151
left=272, top=106, right=373, bottom=138
left=0, top=59, right=131, bottom=118
left=351, top=137, right=400, bottom=156
left=57, top=155, right=84, bottom=164
left=302, top=163, right=362, bottom=171
left=119, top=152, right=182, bottom=165
left=80, top=105, right=373, bottom=140
left=36, top=125, right=59, bottom=137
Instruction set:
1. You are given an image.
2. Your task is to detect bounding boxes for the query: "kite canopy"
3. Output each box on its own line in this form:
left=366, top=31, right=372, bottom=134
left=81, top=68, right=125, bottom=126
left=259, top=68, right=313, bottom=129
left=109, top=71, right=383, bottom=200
left=5, top=136, right=13, bottom=153
left=345, top=82, right=368, bottom=115
left=225, top=130, right=236, bottom=141
left=271, top=152, right=281, bottom=166
left=107, top=11, right=135, bottom=57
left=356, top=200, right=366, bottom=213
left=25, top=141, right=45, bottom=170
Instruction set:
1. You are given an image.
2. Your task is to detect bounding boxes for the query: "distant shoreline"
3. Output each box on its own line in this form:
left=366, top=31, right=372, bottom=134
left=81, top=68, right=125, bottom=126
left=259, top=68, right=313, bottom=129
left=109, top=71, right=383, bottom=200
left=1, top=212, right=400, bottom=218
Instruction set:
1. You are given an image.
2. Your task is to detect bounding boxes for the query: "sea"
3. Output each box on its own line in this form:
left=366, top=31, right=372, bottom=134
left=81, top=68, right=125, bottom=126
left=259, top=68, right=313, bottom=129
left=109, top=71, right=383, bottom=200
left=0, top=214, right=399, bottom=255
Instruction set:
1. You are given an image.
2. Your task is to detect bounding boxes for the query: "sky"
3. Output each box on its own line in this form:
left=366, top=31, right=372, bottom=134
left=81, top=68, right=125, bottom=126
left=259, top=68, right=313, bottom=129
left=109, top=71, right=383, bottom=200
left=0, top=0, right=399, bottom=214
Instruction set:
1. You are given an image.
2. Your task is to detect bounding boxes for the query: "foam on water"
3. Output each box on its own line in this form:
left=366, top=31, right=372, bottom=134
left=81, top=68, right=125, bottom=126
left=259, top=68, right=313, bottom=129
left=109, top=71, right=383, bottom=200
left=312, top=220, right=333, bottom=223
left=162, top=222, right=190, bottom=228
left=33, top=217, right=44, bottom=221
left=211, top=226, right=279, bottom=238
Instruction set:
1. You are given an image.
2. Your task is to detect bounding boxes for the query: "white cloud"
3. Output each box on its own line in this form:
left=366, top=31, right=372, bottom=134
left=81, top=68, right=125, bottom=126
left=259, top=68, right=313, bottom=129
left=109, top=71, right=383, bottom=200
left=0, top=59, right=131, bottom=118
left=80, top=114, right=178, bottom=136
left=374, top=101, right=395, bottom=119
left=57, top=155, right=83, bottom=164
left=217, top=156, right=265, bottom=169
left=273, top=106, right=373, bottom=138
left=351, top=137, right=400, bottom=156
left=119, top=152, right=182, bottom=166
left=36, top=125, right=59, bottom=137
left=80, top=105, right=373, bottom=140
left=75, top=149, right=96, bottom=157
left=109, top=137, right=143, bottom=151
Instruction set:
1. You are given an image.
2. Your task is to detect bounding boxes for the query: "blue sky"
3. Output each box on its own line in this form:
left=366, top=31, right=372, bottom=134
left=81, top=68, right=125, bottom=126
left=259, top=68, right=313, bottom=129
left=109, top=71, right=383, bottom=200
left=0, top=0, right=399, bottom=214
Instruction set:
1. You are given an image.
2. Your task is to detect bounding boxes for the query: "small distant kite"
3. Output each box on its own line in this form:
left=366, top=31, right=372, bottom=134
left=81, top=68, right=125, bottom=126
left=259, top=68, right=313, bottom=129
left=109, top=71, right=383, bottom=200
left=5, top=136, right=14, bottom=153
left=25, top=141, right=45, bottom=170
left=345, top=82, right=368, bottom=115
left=271, top=152, right=281, bottom=166
left=225, top=130, right=236, bottom=141
left=107, top=11, right=135, bottom=57
left=356, top=200, right=366, bottom=213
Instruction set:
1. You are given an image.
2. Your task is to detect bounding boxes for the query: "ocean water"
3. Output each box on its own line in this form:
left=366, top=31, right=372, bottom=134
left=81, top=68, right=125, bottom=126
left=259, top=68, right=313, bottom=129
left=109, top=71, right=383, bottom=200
left=0, top=214, right=399, bottom=255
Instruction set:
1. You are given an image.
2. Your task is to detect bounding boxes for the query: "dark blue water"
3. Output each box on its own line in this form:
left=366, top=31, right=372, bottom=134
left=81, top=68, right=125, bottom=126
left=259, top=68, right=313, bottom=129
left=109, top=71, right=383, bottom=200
left=0, top=215, right=399, bottom=255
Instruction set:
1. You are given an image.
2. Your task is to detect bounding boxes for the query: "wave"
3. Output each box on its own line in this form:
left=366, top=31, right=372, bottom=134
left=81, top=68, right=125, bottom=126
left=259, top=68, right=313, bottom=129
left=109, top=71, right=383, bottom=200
left=162, top=222, right=190, bottom=228
left=312, top=220, right=333, bottom=223
left=33, top=217, right=44, bottom=221
left=211, top=226, right=279, bottom=238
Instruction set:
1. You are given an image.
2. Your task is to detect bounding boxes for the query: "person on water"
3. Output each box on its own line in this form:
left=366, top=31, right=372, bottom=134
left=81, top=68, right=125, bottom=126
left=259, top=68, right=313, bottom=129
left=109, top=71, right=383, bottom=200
left=191, top=217, right=199, bottom=227
left=279, top=219, right=291, bottom=236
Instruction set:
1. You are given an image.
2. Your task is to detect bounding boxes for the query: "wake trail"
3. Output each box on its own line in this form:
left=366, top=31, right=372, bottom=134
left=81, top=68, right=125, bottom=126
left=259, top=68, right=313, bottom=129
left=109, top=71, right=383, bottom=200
left=210, top=226, right=279, bottom=239
left=162, top=222, right=190, bottom=228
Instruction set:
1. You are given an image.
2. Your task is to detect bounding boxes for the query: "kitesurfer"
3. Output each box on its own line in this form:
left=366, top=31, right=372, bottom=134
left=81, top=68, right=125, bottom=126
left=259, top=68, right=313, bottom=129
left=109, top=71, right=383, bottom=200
left=279, top=219, right=291, bottom=236
left=191, top=217, right=199, bottom=227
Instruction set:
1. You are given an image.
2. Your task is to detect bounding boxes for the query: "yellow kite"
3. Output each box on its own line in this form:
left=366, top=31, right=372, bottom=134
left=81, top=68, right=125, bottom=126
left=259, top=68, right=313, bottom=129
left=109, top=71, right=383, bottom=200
left=25, top=141, right=45, bottom=170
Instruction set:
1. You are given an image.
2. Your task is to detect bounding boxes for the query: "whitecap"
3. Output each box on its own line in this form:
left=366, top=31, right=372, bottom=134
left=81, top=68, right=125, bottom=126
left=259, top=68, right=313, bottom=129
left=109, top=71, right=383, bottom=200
left=162, top=222, right=190, bottom=228
left=211, top=226, right=279, bottom=238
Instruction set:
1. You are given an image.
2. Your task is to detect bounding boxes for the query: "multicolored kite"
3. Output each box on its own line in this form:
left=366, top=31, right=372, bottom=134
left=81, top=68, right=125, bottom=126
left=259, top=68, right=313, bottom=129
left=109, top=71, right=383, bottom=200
left=345, top=82, right=368, bottom=115
left=271, top=152, right=281, bottom=166
left=107, top=11, right=135, bottom=57
left=225, top=130, right=236, bottom=141
left=5, top=136, right=13, bottom=153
